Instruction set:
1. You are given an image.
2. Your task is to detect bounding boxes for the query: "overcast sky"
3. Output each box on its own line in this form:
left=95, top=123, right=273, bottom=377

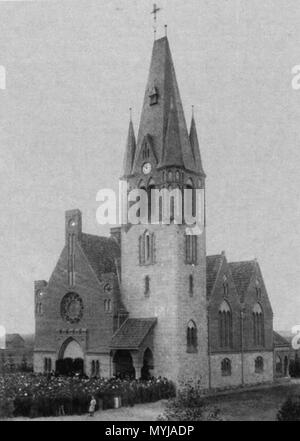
left=0, top=0, right=300, bottom=333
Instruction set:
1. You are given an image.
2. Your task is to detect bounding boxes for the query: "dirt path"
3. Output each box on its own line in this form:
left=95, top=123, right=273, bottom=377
left=9, top=400, right=167, bottom=421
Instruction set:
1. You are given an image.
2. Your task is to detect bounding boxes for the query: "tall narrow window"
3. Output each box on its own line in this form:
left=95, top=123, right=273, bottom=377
left=219, top=300, right=232, bottom=348
left=223, top=275, right=229, bottom=297
left=68, top=234, right=75, bottom=286
left=255, top=356, right=264, bottom=373
left=253, top=303, right=264, bottom=346
left=189, top=274, right=194, bottom=296
left=139, top=230, right=155, bottom=265
left=145, top=275, right=150, bottom=297
left=186, top=178, right=195, bottom=218
left=187, top=320, right=197, bottom=352
left=146, top=232, right=150, bottom=261
left=185, top=235, right=197, bottom=264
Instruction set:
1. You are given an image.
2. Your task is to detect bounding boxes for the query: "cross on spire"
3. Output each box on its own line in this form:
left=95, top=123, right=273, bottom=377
left=151, top=3, right=162, bottom=40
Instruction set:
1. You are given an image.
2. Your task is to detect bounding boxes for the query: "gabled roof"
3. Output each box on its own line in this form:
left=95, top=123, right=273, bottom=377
left=133, top=37, right=197, bottom=173
left=273, top=331, right=290, bottom=348
left=206, top=254, right=223, bottom=297
left=80, top=233, right=120, bottom=280
left=229, top=260, right=256, bottom=300
left=110, top=318, right=157, bottom=349
left=6, top=334, right=25, bottom=344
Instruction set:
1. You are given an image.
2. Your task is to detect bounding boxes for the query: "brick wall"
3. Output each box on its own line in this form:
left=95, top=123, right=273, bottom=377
left=121, top=222, right=209, bottom=387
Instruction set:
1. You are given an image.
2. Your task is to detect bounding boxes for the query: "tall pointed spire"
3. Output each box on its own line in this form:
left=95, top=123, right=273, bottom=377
left=189, top=113, right=205, bottom=176
left=162, top=98, right=184, bottom=167
left=123, top=116, right=136, bottom=177
left=132, top=37, right=197, bottom=173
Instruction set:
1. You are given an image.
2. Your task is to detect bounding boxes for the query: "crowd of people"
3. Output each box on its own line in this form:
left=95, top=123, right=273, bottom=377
left=0, top=372, right=176, bottom=418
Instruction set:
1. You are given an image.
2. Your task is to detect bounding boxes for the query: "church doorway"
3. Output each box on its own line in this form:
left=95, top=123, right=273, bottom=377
left=56, top=338, right=84, bottom=376
left=113, top=350, right=135, bottom=379
left=141, top=348, right=154, bottom=380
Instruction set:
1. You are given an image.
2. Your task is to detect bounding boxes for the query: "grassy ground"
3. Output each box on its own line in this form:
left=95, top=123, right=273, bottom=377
left=8, top=381, right=300, bottom=421
left=204, top=380, right=300, bottom=421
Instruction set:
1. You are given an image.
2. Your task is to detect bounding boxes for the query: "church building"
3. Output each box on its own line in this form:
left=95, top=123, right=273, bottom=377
left=34, top=35, right=289, bottom=389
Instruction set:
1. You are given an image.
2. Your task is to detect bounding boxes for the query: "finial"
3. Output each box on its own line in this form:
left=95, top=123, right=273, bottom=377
left=191, top=105, right=194, bottom=118
left=164, top=24, right=168, bottom=37
left=129, top=107, right=132, bottom=122
left=151, top=3, right=161, bottom=41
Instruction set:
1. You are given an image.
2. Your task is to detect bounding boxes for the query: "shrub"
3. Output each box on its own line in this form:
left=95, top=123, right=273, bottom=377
left=158, top=379, right=222, bottom=421
left=277, top=396, right=300, bottom=421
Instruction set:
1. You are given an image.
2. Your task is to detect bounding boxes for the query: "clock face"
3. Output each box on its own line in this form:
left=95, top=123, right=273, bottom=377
left=69, top=219, right=76, bottom=227
left=142, top=162, right=152, bottom=175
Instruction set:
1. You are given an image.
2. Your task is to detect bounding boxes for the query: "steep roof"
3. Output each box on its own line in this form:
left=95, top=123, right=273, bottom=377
left=206, top=254, right=223, bottom=297
left=132, top=37, right=197, bottom=173
left=273, top=331, right=290, bottom=348
left=229, top=260, right=256, bottom=300
left=123, top=120, right=136, bottom=177
left=110, top=318, right=157, bottom=349
left=189, top=116, right=205, bottom=176
left=80, top=234, right=120, bottom=280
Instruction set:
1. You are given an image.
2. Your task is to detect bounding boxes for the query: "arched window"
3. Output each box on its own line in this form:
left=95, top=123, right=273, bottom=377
left=175, top=170, right=180, bottom=182
left=255, top=356, right=264, bottom=373
left=104, top=299, right=107, bottom=312
left=253, top=303, right=264, bottom=346
left=144, top=275, right=150, bottom=297
left=189, top=274, right=194, bottom=296
left=218, top=300, right=232, bottom=348
left=108, top=299, right=112, bottom=312
left=139, top=230, right=155, bottom=265
left=187, top=320, right=197, bottom=352
left=167, top=170, right=173, bottom=182
left=221, top=358, right=231, bottom=376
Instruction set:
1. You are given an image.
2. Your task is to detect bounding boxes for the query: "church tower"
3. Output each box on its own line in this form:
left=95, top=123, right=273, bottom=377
left=120, top=36, right=209, bottom=387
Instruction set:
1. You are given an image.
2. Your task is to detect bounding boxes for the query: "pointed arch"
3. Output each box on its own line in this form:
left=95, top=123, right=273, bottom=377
left=253, top=303, right=264, bottom=346
left=58, top=337, right=84, bottom=360
left=218, top=300, right=232, bottom=348
left=187, top=320, right=198, bottom=352
left=139, top=229, right=155, bottom=265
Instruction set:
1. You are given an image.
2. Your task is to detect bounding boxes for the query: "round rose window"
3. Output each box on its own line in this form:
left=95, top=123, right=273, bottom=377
left=61, top=292, right=83, bottom=324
